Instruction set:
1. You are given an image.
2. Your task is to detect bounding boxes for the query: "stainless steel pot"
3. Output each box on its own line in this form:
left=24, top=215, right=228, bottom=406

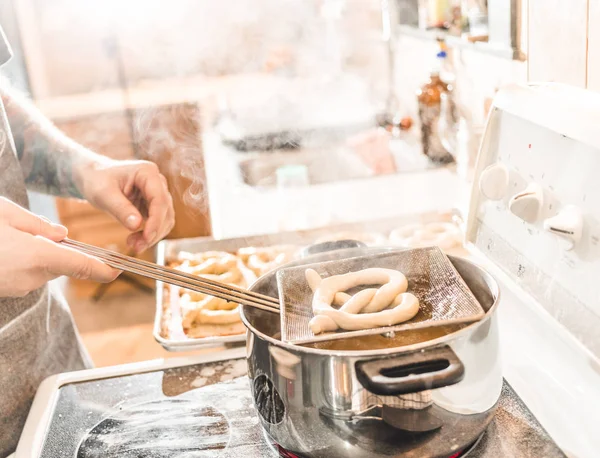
left=241, top=246, right=502, bottom=458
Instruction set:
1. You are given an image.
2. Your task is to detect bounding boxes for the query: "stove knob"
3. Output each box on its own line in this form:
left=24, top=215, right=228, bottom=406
left=509, top=183, right=544, bottom=224
left=479, top=163, right=509, bottom=201
left=543, top=205, right=583, bottom=251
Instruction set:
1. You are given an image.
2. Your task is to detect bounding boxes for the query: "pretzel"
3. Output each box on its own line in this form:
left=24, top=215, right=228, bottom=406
left=237, top=245, right=297, bottom=277
left=168, top=251, right=256, bottom=330
left=389, top=222, right=462, bottom=251
left=305, top=268, right=419, bottom=334
left=185, top=322, right=246, bottom=338
left=180, top=293, right=241, bottom=326
left=175, top=251, right=232, bottom=264
left=306, top=269, right=378, bottom=309
left=175, top=253, right=245, bottom=286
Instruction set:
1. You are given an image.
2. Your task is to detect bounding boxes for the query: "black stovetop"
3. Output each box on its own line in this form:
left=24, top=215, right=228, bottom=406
left=38, top=356, right=566, bottom=458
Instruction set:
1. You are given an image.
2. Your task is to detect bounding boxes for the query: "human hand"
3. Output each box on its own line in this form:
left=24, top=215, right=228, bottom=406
left=77, top=159, right=175, bottom=253
left=0, top=197, right=119, bottom=297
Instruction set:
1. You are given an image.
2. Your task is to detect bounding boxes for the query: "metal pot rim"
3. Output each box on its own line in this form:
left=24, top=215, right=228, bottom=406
left=240, top=253, right=501, bottom=357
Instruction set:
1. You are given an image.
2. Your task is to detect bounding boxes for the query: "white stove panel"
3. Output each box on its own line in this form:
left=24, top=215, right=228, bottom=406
left=467, top=84, right=600, bottom=358
left=478, top=111, right=600, bottom=304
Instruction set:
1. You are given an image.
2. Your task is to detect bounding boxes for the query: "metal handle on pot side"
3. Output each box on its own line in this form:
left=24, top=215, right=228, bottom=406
left=355, top=346, right=465, bottom=396
left=300, top=240, right=367, bottom=259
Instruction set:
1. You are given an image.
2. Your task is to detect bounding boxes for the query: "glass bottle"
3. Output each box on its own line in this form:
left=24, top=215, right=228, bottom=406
left=416, top=50, right=456, bottom=164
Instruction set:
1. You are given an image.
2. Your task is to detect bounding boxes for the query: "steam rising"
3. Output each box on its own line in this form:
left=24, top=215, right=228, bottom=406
left=112, top=0, right=382, bottom=221
left=134, top=104, right=209, bottom=216
left=112, top=0, right=323, bottom=81
left=42, top=1, right=385, bottom=222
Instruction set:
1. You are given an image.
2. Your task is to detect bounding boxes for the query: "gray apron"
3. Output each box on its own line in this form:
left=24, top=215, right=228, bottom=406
left=0, top=28, right=91, bottom=456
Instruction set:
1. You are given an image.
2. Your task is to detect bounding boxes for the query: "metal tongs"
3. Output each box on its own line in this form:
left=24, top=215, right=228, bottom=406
left=61, top=238, right=280, bottom=314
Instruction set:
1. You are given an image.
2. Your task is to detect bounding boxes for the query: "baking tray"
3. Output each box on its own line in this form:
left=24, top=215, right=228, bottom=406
left=154, top=209, right=463, bottom=352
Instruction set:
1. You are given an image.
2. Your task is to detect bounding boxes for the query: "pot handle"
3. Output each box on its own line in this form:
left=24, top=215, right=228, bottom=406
left=299, top=240, right=366, bottom=259
left=355, top=345, right=464, bottom=396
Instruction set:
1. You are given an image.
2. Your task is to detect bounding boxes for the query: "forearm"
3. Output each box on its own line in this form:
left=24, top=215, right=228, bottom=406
left=0, top=83, right=106, bottom=198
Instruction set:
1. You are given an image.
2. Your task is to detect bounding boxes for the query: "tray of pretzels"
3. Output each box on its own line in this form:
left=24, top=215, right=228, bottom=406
left=154, top=209, right=467, bottom=351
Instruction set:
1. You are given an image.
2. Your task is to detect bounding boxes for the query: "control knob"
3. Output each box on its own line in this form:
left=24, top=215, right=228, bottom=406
left=479, top=163, right=509, bottom=201
left=543, top=205, right=583, bottom=251
left=508, top=183, right=544, bottom=224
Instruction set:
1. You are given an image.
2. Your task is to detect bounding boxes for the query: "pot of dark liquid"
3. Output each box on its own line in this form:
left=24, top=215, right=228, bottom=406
left=241, top=243, right=502, bottom=458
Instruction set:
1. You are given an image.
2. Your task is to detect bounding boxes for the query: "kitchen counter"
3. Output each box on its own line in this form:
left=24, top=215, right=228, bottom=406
left=21, top=347, right=564, bottom=457
left=202, top=130, right=472, bottom=239
left=35, top=74, right=296, bottom=120
left=34, top=71, right=471, bottom=239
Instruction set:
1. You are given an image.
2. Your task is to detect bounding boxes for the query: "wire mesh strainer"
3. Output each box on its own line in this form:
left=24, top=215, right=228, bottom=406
left=277, top=247, right=485, bottom=345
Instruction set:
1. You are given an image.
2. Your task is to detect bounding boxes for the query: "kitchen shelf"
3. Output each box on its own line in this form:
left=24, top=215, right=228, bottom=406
left=397, top=25, right=525, bottom=61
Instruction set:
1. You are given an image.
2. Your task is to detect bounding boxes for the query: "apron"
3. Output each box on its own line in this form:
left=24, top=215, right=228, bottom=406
left=0, top=28, right=91, bottom=457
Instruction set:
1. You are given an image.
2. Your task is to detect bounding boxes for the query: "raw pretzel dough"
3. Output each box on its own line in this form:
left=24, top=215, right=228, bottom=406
left=175, top=253, right=244, bottom=286
left=237, top=245, right=297, bottom=277
left=306, top=268, right=420, bottom=334
left=306, top=269, right=379, bottom=310
left=389, top=222, right=462, bottom=250
left=185, top=322, right=246, bottom=338
left=180, top=293, right=241, bottom=326
left=168, top=251, right=257, bottom=332
left=176, top=250, right=232, bottom=263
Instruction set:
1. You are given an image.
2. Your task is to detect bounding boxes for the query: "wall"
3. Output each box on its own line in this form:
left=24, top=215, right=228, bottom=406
left=392, top=35, right=526, bottom=128
left=12, top=0, right=385, bottom=100
left=10, top=0, right=599, bottom=128
left=393, top=0, right=599, bottom=129
left=0, top=1, right=60, bottom=222
left=392, top=1, right=527, bottom=128
left=0, top=1, right=30, bottom=93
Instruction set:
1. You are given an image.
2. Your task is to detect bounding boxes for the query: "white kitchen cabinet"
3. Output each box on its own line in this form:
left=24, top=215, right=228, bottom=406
left=587, top=0, right=600, bottom=91
left=14, top=0, right=120, bottom=98
left=12, top=0, right=380, bottom=100
left=527, top=0, right=588, bottom=87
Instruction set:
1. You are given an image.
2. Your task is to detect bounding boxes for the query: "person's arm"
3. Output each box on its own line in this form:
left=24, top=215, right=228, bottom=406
left=0, top=83, right=175, bottom=252
left=0, top=83, right=99, bottom=199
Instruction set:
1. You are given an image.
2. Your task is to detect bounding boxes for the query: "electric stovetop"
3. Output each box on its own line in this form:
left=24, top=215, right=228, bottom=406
left=30, top=352, right=565, bottom=458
